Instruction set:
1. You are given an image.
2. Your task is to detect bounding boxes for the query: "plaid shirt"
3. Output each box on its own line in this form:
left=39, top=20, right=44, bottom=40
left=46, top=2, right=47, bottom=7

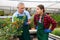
left=34, top=14, right=57, bottom=31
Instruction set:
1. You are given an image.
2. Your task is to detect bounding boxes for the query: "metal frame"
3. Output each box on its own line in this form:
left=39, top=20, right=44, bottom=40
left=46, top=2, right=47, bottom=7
left=11, top=1, right=60, bottom=3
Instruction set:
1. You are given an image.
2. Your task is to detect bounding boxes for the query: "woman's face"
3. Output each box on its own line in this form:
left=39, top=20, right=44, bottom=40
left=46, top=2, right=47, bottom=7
left=36, top=7, right=43, bottom=14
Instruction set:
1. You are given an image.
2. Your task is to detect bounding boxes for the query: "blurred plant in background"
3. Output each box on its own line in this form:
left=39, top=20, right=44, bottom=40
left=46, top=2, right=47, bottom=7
left=29, top=15, right=35, bottom=30
left=51, top=14, right=60, bottom=27
left=0, top=10, right=4, bottom=16
left=52, top=28, right=60, bottom=36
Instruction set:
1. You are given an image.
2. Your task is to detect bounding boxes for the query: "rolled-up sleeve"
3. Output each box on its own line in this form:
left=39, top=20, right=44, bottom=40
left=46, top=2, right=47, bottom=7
left=12, top=13, right=17, bottom=22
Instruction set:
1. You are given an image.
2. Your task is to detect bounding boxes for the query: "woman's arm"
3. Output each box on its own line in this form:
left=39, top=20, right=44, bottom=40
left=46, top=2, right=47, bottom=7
left=34, top=14, right=37, bottom=26
left=48, top=16, right=57, bottom=31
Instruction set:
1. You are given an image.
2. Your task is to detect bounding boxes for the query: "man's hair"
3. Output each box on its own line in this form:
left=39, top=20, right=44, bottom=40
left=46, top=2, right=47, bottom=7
left=17, top=3, right=24, bottom=8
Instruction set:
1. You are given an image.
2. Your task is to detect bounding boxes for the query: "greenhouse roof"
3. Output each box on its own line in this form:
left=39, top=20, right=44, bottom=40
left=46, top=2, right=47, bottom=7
left=0, top=0, right=60, bottom=9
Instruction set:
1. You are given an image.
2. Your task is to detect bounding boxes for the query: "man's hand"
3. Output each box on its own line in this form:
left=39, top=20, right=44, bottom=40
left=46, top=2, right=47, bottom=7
left=24, top=22, right=28, bottom=26
left=27, top=21, right=30, bottom=24
left=27, top=19, right=31, bottom=24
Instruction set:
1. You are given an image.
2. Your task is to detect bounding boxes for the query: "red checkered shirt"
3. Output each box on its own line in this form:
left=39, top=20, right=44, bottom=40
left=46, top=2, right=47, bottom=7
left=34, top=14, right=57, bottom=31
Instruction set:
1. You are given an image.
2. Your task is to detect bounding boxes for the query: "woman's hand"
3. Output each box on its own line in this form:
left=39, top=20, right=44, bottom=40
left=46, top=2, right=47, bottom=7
left=44, top=29, right=52, bottom=33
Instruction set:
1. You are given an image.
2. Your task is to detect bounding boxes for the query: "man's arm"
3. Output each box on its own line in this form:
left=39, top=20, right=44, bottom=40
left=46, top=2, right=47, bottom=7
left=25, top=11, right=31, bottom=24
left=28, top=19, right=31, bottom=24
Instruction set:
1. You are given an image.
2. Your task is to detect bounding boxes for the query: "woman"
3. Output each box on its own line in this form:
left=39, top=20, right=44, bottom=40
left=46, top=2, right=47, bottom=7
left=34, top=4, right=57, bottom=40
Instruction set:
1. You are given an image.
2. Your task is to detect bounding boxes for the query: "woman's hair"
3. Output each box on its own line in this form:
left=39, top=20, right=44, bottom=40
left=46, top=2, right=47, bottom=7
left=46, top=13, right=50, bottom=15
left=37, top=4, right=45, bottom=12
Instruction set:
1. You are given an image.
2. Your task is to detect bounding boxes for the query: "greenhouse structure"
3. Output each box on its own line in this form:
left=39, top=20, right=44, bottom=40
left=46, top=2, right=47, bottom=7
left=0, top=0, right=60, bottom=40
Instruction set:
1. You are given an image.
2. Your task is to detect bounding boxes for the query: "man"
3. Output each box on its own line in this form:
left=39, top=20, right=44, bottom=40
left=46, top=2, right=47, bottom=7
left=12, top=3, right=31, bottom=40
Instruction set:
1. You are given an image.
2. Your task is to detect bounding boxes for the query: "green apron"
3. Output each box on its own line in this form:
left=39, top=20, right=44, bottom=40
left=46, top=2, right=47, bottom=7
left=17, top=13, right=31, bottom=40
left=37, top=15, right=49, bottom=40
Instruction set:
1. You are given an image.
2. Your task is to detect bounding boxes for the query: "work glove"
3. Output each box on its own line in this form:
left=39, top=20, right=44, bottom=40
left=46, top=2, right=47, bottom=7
left=44, top=29, right=52, bottom=33
left=36, top=26, right=38, bottom=29
left=23, top=22, right=28, bottom=26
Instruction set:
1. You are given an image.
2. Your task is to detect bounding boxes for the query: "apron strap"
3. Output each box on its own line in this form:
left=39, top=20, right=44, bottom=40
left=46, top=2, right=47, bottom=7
left=17, top=14, right=19, bottom=18
left=24, top=12, right=26, bottom=16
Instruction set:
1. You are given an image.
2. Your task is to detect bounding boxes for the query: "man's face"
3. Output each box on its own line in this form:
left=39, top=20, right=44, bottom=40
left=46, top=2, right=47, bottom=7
left=18, top=5, right=25, bottom=13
